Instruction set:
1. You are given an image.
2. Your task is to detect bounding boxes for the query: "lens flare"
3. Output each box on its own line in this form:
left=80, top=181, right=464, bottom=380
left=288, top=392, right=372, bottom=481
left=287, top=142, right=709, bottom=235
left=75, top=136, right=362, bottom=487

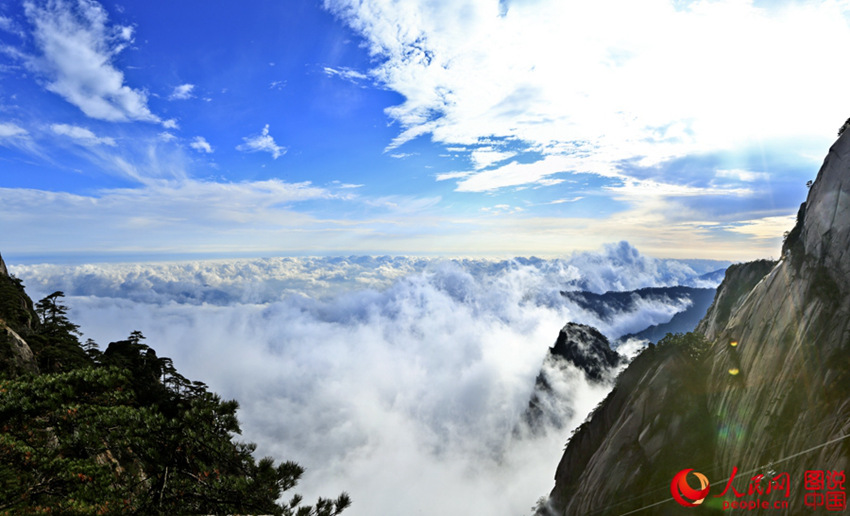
left=730, top=340, right=738, bottom=347
left=729, top=368, right=740, bottom=375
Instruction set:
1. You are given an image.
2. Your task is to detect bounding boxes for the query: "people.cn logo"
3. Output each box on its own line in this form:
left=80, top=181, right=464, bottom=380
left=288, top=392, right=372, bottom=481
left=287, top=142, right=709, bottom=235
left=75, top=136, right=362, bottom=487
left=671, top=469, right=711, bottom=507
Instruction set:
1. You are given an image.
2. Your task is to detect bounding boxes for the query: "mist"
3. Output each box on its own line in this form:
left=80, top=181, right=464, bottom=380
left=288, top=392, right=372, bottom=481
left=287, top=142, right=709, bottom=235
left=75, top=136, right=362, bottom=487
left=11, top=242, right=726, bottom=515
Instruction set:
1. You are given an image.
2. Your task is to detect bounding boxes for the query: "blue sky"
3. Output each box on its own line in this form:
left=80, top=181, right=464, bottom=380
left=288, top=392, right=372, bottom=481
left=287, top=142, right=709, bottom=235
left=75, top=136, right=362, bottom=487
left=2, top=0, right=850, bottom=262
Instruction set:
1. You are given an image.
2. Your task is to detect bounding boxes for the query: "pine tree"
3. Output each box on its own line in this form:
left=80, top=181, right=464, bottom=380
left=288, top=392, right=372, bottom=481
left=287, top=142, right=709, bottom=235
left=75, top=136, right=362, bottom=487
left=1, top=286, right=350, bottom=514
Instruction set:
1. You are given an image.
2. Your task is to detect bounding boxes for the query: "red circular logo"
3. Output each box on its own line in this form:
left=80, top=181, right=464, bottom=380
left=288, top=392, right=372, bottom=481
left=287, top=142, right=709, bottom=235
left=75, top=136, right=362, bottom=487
left=671, top=469, right=710, bottom=507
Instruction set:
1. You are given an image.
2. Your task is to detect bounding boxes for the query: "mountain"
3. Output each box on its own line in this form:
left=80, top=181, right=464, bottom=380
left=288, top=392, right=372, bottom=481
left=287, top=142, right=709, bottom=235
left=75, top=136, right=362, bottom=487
left=538, top=131, right=850, bottom=515
left=562, top=286, right=717, bottom=343
left=698, top=268, right=728, bottom=285
left=523, top=323, right=623, bottom=433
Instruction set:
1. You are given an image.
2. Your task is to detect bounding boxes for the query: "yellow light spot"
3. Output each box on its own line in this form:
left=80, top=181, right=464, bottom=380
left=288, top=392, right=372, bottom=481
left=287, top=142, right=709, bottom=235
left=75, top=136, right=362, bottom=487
left=729, top=368, right=740, bottom=375
left=730, top=341, right=738, bottom=347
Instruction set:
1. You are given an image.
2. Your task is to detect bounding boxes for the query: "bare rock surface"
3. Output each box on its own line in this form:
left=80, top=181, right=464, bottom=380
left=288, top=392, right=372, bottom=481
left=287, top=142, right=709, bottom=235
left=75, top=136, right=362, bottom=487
left=541, top=132, right=850, bottom=515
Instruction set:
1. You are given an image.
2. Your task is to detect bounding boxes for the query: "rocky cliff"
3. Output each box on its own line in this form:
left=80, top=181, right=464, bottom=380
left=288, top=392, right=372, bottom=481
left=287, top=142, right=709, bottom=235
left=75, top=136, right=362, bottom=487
left=523, top=323, right=623, bottom=433
left=0, top=252, right=39, bottom=376
left=540, top=131, right=850, bottom=515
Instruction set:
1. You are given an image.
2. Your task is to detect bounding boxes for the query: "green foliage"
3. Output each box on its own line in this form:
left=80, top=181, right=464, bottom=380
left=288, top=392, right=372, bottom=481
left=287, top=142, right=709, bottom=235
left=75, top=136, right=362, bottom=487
left=808, top=264, right=841, bottom=304
left=26, top=291, right=91, bottom=374
left=0, top=273, right=37, bottom=334
left=656, top=332, right=712, bottom=362
left=0, top=292, right=351, bottom=514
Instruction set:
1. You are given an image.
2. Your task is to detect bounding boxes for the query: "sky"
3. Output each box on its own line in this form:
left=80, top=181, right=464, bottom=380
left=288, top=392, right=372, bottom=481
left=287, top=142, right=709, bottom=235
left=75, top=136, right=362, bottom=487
left=3, top=0, right=850, bottom=262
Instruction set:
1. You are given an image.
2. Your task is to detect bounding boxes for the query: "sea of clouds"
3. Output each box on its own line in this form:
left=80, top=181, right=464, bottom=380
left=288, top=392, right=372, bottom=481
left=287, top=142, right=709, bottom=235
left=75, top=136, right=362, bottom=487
left=11, top=241, right=728, bottom=516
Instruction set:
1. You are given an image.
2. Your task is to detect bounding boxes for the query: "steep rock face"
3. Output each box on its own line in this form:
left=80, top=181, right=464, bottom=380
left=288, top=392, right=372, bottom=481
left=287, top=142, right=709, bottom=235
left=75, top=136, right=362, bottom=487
left=0, top=324, right=38, bottom=376
left=704, top=131, right=850, bottom=484
left=524, top=323, right=622, bottom=432
left=545, top=341, right=713, bottom=515
left=695, top=259, right=776, bottom=341
left=0, top=254, right=39, bottom=376
left=0, top=255, right=39, bottom=335
left=542, top=132, right=850, bottom=515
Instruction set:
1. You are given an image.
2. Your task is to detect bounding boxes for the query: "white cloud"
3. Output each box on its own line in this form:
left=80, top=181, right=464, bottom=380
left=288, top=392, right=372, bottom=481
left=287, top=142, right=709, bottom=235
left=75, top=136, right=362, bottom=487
left=0, top=15, right=14, bottom=32
left=727, top=215, right=797, bottom=240
left=0, top=122, right=38, bottom=154
left=23, top=0, right=160, bottom=123
left=0, top=14, right=25, bottom=37
left=548, top=197, right=583, bottom=205
left=169, top=83, right=195, bottom=100
left=325, top=0, right=850, bottom=188
left=51, top=123, right=116, bottom=146
left=453, top=155, right=575, bottom=192
left=9, top=246, right=725, bottom=515
left=161, top=119, right=179, bottom=129
left=715, top=169, right=769, bottom=182
left=434, top=171, right=472, bottom=181
left=189, top=136, right=213, bottom=154
left=236, top=124, right=286, bottom=159
left=469, top=148, right=517, bottom=170
left=606, top=178, right=754, bottom=202
left=482, top=203, right=524, bottom=215
left=323, top=66, right=369, bottom=84
left=0, top=178, right=331, bottom=254
left=0, top=121, right=29, bottom=139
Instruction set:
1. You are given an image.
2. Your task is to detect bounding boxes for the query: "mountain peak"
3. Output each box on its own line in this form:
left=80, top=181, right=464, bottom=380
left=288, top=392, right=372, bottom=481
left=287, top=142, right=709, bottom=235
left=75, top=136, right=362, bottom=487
left=550, top=323, right=622, bottom=382
left=796, top=130, right=850, bottom=291
left=539, top=130, right=850, bottom=515
left=0, top=252, right=7, bottom=277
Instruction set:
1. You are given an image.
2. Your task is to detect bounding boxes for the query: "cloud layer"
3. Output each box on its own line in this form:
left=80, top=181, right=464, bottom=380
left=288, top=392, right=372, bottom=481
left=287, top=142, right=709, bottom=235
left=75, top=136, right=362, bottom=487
left=325, top=0, right=850, bottom=190
left=11, top=243, right=727, bottom=515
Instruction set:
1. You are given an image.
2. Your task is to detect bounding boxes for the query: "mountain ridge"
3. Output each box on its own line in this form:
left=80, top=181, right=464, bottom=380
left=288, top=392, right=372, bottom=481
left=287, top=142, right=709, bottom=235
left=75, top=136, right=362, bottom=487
left=539, top=130, right=850, bottom=515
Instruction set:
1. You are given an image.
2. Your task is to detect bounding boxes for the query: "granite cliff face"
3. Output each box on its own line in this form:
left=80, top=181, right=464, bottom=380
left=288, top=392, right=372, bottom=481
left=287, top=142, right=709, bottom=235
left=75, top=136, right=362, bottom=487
left=0, top=253, right=39, bottom=376
left=541, top=132, right=850, bottom=515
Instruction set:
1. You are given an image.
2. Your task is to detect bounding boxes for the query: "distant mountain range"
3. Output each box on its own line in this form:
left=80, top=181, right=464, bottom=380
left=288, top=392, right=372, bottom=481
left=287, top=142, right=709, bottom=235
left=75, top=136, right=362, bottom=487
left=562, top=285, right=718, bottom=344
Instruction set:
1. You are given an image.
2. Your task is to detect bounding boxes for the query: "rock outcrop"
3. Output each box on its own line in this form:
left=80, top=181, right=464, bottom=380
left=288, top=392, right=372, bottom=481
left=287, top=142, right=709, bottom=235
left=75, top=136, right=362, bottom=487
left=0, top=324, right=38, bottom=376
left=549, top=323, right=623, bottom=382
left=541, top=131, right=850, bottom=515
left=0, top=253, right=39, bottom=376
left=524, top=323, right=622, bottom=433
left=694, top=259, right=776, bottom=341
